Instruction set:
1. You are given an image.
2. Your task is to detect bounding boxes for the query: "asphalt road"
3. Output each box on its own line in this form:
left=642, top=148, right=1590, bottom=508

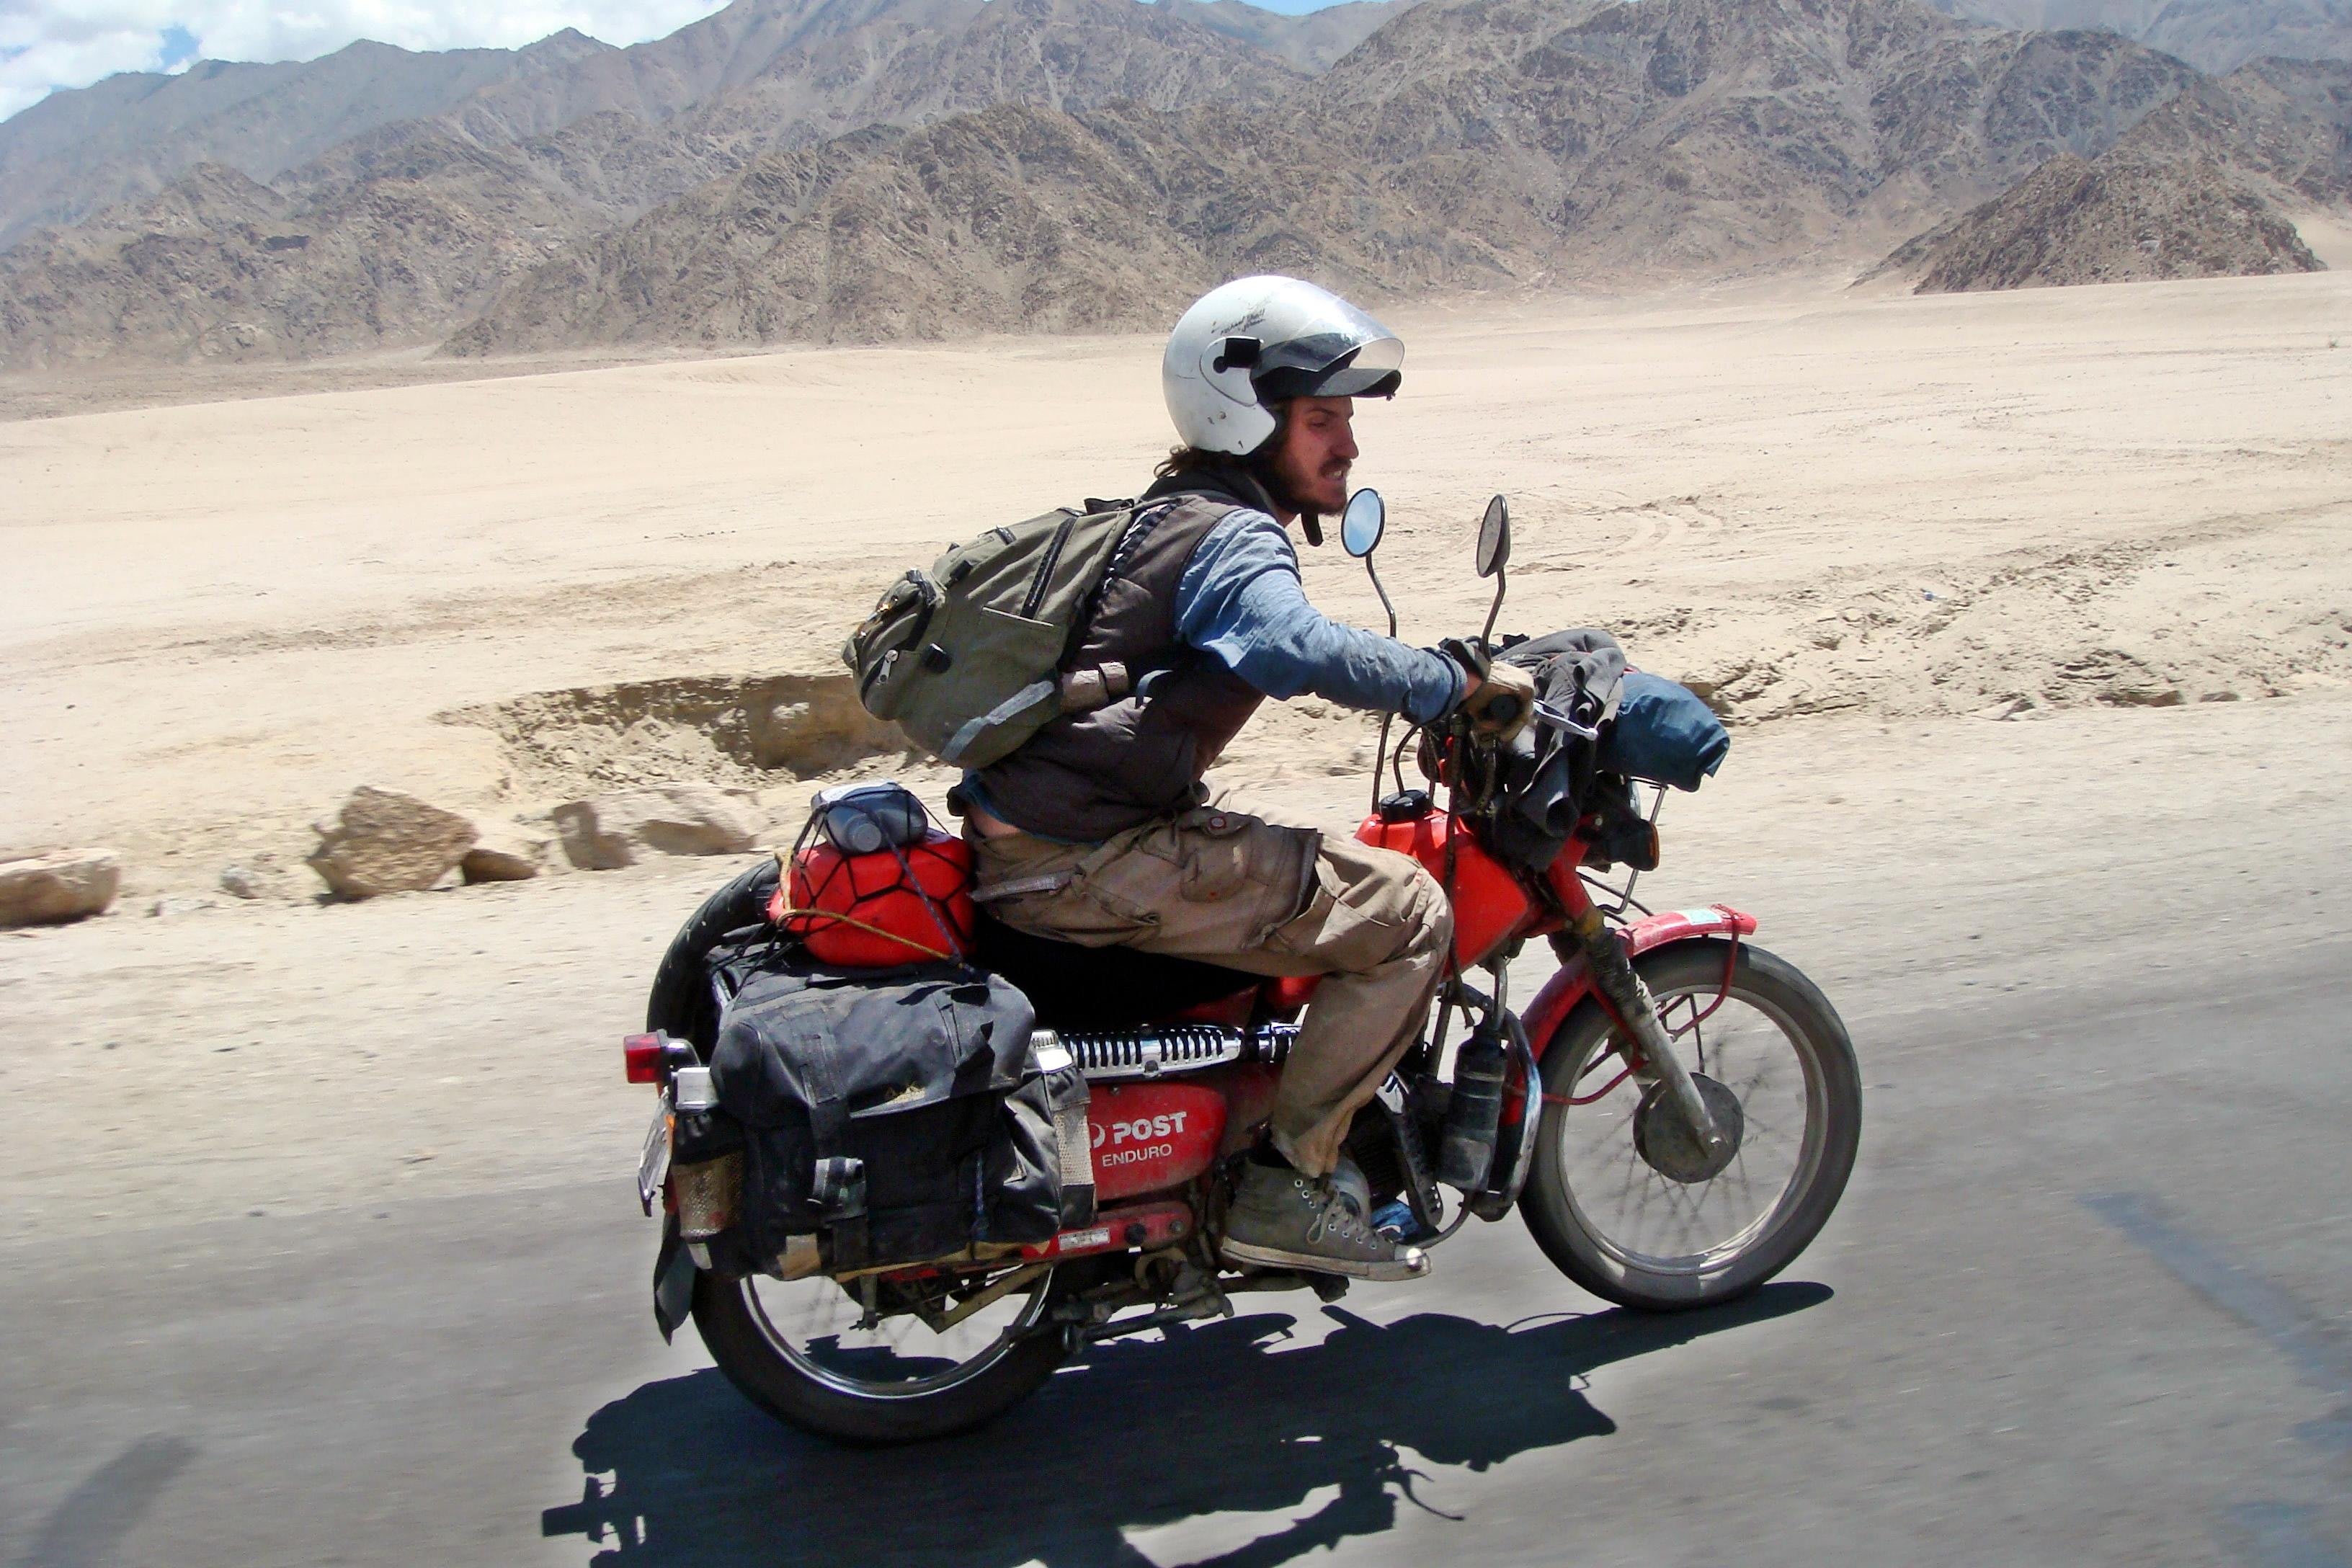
left=5, top=935, right=2348, bottom=1568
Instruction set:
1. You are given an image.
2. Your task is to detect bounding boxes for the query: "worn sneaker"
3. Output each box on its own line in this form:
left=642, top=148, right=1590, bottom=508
left=1221, top=1162, right=1432, bottom=1283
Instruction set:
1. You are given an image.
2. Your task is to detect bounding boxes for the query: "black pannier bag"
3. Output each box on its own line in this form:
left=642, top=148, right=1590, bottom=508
left=707, top=953, right=1094, bottom=1273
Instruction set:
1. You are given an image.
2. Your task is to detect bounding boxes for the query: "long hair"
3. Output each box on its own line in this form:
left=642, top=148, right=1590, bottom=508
left=1153, top=445, right=1234, bottom=481
left=1155, top=401, right=1288, bottom=481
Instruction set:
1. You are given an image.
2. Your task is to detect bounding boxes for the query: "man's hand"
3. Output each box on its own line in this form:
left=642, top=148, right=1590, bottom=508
left=1459, top=661, right=1536, bottom=743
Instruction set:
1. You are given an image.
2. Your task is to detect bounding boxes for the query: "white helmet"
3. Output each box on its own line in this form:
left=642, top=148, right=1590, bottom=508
left=1162, top=275, right=1404, bottom=455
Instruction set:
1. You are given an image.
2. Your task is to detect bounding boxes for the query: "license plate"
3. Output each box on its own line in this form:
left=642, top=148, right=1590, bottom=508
left=637, top=1092, right=672, bottom=1216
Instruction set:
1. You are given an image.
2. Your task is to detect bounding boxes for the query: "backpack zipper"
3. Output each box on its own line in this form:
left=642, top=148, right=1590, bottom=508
left=855, top=573, right=940, bottom=702
left=1022, top=515, right=1077, bottom=620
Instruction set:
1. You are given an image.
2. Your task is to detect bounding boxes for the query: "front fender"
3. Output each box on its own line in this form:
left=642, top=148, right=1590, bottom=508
left=1520, top=904, right=1758, bottom=1061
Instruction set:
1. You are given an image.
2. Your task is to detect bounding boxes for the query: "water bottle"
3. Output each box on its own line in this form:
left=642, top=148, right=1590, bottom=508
left=1437, top=1033, right=1507, bottom=1192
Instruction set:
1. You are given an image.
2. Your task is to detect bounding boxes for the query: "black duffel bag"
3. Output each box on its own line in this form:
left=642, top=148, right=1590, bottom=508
left=708, top=953, right=1093, bottom=1272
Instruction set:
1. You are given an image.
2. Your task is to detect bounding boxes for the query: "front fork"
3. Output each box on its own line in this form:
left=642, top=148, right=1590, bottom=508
left=1562, top=903, right=1729, bottom=1154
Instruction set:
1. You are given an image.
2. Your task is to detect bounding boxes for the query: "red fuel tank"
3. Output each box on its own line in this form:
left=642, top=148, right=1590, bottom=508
left=1355, top=809, right=1532, bottom=970
left=1088, top=1082, right=1227, bottom=1203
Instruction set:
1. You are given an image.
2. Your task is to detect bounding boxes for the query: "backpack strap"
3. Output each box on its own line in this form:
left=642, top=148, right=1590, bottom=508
left=1044, top=498, right=1183, bottom=716
left=1056, top=661, right=1130, bottom=713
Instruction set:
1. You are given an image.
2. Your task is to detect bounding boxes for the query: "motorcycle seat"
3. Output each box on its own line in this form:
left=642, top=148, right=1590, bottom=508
left=974, top=914, right=1264, bottom=1032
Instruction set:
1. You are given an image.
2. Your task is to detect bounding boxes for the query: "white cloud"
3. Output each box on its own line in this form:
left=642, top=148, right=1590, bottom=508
left=0, top=1, right=734, bottom=122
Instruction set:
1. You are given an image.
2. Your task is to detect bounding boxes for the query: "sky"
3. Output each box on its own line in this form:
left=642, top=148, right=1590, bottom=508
left=0, top=0, right=1352, bottom=124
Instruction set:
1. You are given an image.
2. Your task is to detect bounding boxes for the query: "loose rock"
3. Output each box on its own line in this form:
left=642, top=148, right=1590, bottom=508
left=0, top=849, right=121, bottom=927
left=553, top=784, right=759, bottom=870
left=307, top=787, right=478, bottom=899
left=460, top=821, right=552, bottom=883
left=218, top=865, right=268, bottom=899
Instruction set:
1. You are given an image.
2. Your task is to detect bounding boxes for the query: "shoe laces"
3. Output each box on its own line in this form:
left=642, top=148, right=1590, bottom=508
left=1296, top=1176, right=1374, bottom=1249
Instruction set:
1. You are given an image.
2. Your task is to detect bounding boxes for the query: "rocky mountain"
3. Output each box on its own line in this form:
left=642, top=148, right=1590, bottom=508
left=0, top=32, right=615, bottom=249
left=12, top=0, right=2333, bottom=368
left=450, top=0, right=2204, bottom=354
left=0, top=155, right=611, bottom=368
left=0, top=109, right=780, bottom=370
left=1871, top=55, right=2351, bottom=288
left=0, top=0, right=1313, bottom=369
left=440, top=98, right=1528, bottom=355
left=1175, top=0, right=1416, bottom=69
left=1304, top=0, right=2198, bottom=268
left=1927, top=0, right=2352, bottom=76
left=0, top=0, right=1335, bottom=251
left=1888, top=150, right=2321, bottom=289
left=2111, top=53, right=2352, bottom=201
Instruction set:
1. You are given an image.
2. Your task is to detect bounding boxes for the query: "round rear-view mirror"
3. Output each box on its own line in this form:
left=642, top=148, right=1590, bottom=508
left=1340, top=488, right=1386, bottom=558
left=1476, top=494, right=1511, bottom=579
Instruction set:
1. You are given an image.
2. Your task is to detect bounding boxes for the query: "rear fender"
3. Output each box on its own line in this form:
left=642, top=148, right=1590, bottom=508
left=1520, top=904, right=1758, bottom=1062
left=651, top=1213, right=695, bottom=1342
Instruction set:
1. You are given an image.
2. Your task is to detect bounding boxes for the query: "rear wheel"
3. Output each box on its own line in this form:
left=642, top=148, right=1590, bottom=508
left=654, top=863, right=1072, bottom=1443
left=1522, top=940, right=1861, bottom=1310
left=691, top=1262, right=1069, bottom=1445
left=646, top=857, right=777, bottom=1050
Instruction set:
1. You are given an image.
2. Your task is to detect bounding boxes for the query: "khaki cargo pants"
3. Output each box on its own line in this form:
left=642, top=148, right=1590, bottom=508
left=971, top=801, right=1453, bottom=1176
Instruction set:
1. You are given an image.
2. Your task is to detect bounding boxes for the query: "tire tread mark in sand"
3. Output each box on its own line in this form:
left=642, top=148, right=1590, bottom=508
left=10, top=1434, right=197, bottom=1568
left=2083, top=1192, right=2352, bottom=1568
left=2227, top=1503, right=2352, bottom=1568
left=2082, top=1190, right=2352, bottom=1420
left=1693, top=494, right=2352, bottom=721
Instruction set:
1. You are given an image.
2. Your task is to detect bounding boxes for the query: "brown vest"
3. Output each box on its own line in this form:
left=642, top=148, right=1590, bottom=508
left=974, top=471, right=1278, bottom=842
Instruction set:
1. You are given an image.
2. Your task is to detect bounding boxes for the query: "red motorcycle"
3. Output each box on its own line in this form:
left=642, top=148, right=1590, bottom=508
left=625, top=493, right=1861, bottom=1444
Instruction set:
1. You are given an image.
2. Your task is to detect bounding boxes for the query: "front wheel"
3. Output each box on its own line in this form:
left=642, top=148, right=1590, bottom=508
left=1521, top=939, right=1861, bottom=1311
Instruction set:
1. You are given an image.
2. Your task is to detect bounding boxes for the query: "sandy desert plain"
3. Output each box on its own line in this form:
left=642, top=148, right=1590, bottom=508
left=1, top=261, right=2348, bottom=1251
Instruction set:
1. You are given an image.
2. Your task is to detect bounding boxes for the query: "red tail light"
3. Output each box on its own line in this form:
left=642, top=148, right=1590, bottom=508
left=623, top=1033, right=665, bottom=1084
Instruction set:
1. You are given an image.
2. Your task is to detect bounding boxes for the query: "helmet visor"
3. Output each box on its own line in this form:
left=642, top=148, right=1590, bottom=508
left=1249, top=293, right=1404, bottom=403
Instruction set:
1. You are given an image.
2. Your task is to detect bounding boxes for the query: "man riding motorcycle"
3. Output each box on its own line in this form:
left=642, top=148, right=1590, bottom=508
left=958, top=275, right=1536, bottom=1283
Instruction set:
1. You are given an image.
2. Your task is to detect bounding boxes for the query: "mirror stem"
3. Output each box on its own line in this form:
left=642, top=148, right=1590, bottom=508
left=1366, top=556, right=1399, bottom=643
left=1479, top=564, right=1507, bottom=653
left=1366, top=556, right=1400, bottom=815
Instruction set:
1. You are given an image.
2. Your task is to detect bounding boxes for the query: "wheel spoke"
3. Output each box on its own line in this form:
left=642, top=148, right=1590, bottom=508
left=741, top=1264, right=1054, bottom=1400
left=1546, top=975, right=1825, bottom=1275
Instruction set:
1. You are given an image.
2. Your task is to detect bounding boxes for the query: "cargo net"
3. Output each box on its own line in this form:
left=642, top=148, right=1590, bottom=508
left=767, top=809, right=976, bottom=966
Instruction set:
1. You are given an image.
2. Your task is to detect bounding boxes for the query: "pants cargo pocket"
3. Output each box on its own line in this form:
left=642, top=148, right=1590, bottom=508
left=1270, top=841, right=1436, bottom=974
left=1173, top=809, right=1319, bottom=943
left=973, top=839, right=1155, bottom=945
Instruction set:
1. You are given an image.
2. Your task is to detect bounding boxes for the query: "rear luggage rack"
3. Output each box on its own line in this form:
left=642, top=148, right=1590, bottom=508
left=1051, top=1023, right=1296, bottom=1082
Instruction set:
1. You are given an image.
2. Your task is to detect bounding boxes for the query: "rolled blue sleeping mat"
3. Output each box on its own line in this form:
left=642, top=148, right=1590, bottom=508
left=1600, top=672, right=1730, bottom=791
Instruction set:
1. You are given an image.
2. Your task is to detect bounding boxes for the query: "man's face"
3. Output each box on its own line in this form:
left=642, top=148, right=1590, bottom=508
left=1266, top=396, right=1358, bottom=517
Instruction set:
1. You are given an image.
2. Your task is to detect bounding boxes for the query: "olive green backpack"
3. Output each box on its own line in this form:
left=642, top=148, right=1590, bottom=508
left=842, top=501, right=1141, bottom=767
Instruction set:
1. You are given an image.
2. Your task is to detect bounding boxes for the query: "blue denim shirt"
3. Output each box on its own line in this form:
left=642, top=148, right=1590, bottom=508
left=1173, top=509, right=1465, bottom=723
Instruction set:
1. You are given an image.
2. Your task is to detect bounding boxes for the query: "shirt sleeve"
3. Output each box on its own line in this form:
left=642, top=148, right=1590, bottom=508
left=1172, top=509, right=1466, bottom=724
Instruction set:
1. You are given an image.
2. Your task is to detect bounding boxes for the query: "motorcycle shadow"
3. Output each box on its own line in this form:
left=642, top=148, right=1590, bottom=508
left=544, top=1281, right=1830, bottom=1568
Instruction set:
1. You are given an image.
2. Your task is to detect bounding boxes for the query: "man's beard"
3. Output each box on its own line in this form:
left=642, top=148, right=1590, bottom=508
left=1306, top=463, right=1350, bottom=511
left=1260, top=454, right=1347, bottom=517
